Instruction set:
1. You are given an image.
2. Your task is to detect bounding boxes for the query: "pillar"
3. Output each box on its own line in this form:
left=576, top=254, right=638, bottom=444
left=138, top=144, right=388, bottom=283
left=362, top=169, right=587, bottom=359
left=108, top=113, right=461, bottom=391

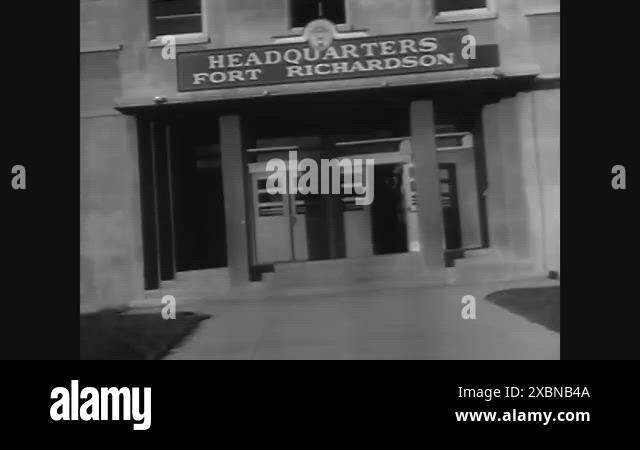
left=219, top=114, right=250, bottom=286
left=410, top=100, right=446, bottom=269
left=482, top=102, right=510, bottom=252
left=483, top=95, right=546, bottom=267
left=499, top=97, right=530, bottom=258
left=81, top=114, right=145, bottom=308
left=152, top=120, right=177, bottom=281
left=532, top=88, right=560, bottom=273
left=514, top=92, right=545, bottom=268
left=136, top=116, right=161, bottom=290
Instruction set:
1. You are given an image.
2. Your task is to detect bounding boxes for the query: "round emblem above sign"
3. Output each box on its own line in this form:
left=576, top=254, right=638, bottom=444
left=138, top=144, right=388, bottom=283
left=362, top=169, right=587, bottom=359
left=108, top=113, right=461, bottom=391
left=303, top=19, right=336, bottom=52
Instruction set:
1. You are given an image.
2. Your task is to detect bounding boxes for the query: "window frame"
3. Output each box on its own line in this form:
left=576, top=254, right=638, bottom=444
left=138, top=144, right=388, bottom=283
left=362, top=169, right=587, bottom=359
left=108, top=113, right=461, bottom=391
left=147, top=0, right=209, bottom=47
left=433, top=0, right=497, bottom=23
left=286, top=0, right=351, bottom=34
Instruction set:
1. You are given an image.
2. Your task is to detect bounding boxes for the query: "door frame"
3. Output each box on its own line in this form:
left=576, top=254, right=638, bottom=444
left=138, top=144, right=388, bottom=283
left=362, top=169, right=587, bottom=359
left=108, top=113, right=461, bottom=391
left=247, top=148, right=413, bottom=264
left=249, top=166, right=309, bottom=264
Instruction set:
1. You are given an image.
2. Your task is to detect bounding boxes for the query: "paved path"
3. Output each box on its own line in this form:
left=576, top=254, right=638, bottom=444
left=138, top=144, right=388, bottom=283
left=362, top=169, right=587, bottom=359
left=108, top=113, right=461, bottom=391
left=164, top=278, right=560, bottom=360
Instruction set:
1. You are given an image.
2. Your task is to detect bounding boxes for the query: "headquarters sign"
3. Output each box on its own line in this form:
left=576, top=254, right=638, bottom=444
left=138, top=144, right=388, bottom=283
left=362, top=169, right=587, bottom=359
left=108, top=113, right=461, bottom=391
left=177, top=23, right=471, bottom=92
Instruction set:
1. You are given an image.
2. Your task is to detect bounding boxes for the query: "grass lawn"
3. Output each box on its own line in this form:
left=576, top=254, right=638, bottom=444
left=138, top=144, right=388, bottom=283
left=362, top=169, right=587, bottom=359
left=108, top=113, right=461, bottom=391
left=486, top=286, right=560, bottom=333
left=80, top=309, right=210, bottom=360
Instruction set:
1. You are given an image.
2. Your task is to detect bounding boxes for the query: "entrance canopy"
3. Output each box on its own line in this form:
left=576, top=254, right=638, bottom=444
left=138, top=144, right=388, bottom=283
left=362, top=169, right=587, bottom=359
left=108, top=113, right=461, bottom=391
left=115, top=25, right=540, bottom=112
left=115, top=66, right=539, bottom=115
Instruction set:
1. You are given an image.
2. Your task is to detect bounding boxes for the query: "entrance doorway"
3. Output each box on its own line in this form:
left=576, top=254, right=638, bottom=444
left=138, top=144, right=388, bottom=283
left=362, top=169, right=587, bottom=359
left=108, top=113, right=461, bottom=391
left=439, top=163, right=463, bottom=250
left=251, top=171, right=309, bottom=264
left=371, top=163, right=408, bottom=255
left=251, top=171, right=323, bottom=264
left=248, top=144, right=473, bottom=266
left=251, top=166, right=348, bottom=264
left=136, top=115, right=229, bottom=290
left=249, top=149, right=413, bottom=264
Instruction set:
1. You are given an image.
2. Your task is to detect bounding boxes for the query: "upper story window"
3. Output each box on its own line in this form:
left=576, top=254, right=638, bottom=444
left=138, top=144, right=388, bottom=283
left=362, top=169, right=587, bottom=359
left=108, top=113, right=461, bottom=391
left=434, top=0, right=487, bottom=13
left=149, top=0, right=203, bottom=38
left=433, top=0, right=497, bottom=23
left=290, top=0, right=346, bottom=29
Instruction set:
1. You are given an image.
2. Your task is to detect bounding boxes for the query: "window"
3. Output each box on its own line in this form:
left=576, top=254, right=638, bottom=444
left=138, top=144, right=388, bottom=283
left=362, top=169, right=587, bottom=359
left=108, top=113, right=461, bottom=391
left=256, top=178, right=285, bottom=217
left=290, top=0, right=346, bottom=29
left=434, top=0, right=487, bottom=13
left=433, top=0, right=496, bottom=23
left=149, top=0, right=203, bottom=38
left=341, top=170, right=364, bottom=211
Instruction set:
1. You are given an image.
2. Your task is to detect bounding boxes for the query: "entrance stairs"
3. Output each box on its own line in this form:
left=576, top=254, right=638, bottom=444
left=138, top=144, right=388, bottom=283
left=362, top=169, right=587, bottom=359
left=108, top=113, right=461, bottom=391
left=136, top=268, right=261, bottom=306
left=262, top=252, right=448, bottom=294
left=450, top=248, right=547, bottom=284
left=133, top=250, right=549, bottom=308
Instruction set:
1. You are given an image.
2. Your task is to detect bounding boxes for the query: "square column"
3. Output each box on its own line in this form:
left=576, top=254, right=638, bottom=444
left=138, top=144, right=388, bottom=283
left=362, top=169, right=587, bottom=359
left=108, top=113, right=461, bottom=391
left=513, top=92, right=545, bottom=267
left=482, top=94, right=546, bottom=269
left=498, top=97, right=530, bottom=258
left=482, top=102, right=510, bottom=252
left=410, top=100, right=446, bottom=269
left=219, top=114, right=250, bottom=286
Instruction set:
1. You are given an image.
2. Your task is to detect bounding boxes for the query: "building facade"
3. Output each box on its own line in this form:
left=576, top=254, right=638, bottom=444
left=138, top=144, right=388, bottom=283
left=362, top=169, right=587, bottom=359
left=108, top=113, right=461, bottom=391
left=80, top=0, right=560, bottom=311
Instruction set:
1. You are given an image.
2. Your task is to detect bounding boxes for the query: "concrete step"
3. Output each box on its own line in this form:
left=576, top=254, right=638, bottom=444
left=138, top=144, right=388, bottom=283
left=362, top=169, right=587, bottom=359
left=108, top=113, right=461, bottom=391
left=263, top=274, right=449, bottom=297
left=174, top=268, right=230, bottom=285
left=143, top=268, right=231, bottom=301
left=261, top=272, right=275, bottom=283
left=453, top=256, right=544, bottom=283
left=264, top=253, right=439, bottom=290
left=274, top=252, right=426, bottom=272
left=462, top=248, right=502, bottom=259
left=141, top=281, right=265, bottom=306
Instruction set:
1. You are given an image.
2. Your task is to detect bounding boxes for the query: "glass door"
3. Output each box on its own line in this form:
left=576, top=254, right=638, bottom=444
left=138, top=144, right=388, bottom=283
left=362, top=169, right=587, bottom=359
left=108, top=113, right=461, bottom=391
left=290, top=190, right=309, bottom=261
left=252, top=171, right=310, bottom=264
left=252, top=173, right=293, bottom=264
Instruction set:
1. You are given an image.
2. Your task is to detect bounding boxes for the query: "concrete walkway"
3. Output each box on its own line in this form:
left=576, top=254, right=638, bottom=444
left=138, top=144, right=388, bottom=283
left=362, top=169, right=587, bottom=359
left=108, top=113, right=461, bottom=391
left=164, top=278, right=559, bottom=360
